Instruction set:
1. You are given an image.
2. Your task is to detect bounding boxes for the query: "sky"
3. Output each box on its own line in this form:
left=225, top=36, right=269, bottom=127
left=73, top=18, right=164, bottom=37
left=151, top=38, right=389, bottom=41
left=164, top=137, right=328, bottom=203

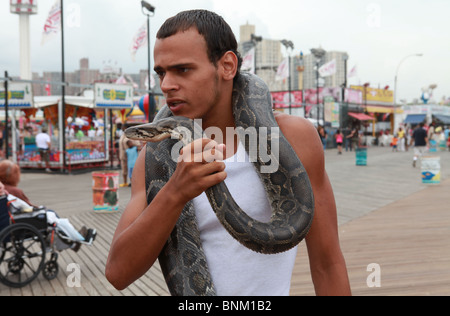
left=1, top=0, right=449, bottom=103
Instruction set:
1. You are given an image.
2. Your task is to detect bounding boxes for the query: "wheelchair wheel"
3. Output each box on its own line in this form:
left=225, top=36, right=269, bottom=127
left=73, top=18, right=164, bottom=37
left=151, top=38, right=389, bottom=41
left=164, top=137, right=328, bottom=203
left=0, top=223, right=46, bottom=288
left=43, top=253, right=59, bottom=280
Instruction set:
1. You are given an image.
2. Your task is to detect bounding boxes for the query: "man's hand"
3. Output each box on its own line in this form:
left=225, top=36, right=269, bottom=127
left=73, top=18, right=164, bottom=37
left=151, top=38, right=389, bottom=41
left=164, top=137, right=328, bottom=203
left=169, top=138, right=227, bottom=204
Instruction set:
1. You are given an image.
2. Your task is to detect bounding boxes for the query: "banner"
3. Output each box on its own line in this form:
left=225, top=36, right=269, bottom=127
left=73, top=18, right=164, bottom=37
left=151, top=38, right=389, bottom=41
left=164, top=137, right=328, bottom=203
left=345, top=88, right=363, bottom=104
left=350, top=85, right=394, bottom=104
left=318, top=59, right=336, bottom=77
left=0, top=82, right=33, bottom=108
left=130, top=23, right=148, bottom=61
left=303, top=87, right=341, bottom=105
left=241, top=48, right=255, bottom=74
left=348, top=65, right=357, bottom=78
left=41, top=0, right=61, bottom=46
left=94, top=83, right=134, bottom=109
left=275, top=58, right=289, bottom=81
left=325, top=102, right=340, bottom=128
left=271, top=91, right=302, bottom=109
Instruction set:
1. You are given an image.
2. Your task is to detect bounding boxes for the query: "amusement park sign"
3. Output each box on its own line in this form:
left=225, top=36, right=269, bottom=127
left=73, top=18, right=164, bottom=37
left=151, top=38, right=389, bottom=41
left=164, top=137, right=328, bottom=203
left=0, top=82, right=33, bottom=108
left=94, top=83, right=134, bottom=109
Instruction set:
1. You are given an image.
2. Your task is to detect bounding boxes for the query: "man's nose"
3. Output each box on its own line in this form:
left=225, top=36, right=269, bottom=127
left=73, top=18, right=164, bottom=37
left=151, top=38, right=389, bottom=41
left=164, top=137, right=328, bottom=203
left=160, top=73, right=179, bottom=93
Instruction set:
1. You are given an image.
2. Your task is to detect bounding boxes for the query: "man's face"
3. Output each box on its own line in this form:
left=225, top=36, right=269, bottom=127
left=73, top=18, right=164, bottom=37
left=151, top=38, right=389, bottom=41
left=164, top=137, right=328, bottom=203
left=154, top=28, right=222, bottom=122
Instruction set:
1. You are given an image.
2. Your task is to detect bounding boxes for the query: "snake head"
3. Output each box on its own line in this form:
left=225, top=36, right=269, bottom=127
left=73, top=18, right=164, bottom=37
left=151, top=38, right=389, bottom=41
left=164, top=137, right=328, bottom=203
left=125, top=117, right=202, bottom=145
left=125, top=124, right=172, bottom=142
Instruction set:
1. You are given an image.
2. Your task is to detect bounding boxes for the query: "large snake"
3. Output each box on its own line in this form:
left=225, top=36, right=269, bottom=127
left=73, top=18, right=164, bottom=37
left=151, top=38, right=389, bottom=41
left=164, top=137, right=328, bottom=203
left=125, top=73, right=314, bottom=296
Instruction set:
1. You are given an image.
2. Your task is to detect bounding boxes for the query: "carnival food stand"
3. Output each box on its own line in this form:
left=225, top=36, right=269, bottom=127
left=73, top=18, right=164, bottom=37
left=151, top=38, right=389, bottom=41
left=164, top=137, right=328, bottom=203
left=12, top=83, right=134, bottom=171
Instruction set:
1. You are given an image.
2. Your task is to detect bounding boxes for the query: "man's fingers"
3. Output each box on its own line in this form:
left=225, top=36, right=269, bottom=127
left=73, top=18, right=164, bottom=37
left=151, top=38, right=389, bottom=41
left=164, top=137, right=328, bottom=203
left=178, top=139, right=226, bottom=163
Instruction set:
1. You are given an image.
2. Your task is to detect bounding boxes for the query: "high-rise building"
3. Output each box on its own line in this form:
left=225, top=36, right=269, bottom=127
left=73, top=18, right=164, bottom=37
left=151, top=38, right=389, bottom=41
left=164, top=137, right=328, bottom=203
left=239, top=22, right=349, bottom=97
left=238, top=23, right=285, bottom=92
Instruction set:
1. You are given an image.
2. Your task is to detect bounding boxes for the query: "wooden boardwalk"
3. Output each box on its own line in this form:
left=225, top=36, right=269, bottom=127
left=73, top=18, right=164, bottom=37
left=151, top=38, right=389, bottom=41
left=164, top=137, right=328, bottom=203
left=2, top=147, right=449, bottom=296
left=291, top=178, right=450, bottom=296
left=0, top=210, right=170, bottom=296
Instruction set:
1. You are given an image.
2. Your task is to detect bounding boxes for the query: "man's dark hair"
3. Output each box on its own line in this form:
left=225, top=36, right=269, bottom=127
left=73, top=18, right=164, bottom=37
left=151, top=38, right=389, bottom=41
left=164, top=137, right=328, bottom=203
left=156, top=10, right=243, bottom=82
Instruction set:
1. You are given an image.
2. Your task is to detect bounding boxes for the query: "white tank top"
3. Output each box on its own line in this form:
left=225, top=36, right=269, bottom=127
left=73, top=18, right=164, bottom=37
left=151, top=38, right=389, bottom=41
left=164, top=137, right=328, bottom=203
left=193, top=142, right=298, bottom=296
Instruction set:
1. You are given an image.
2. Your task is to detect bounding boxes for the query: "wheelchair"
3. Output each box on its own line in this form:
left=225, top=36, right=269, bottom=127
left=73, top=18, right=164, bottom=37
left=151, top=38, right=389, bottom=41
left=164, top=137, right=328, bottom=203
left=0, top=195, right=96, bottom=288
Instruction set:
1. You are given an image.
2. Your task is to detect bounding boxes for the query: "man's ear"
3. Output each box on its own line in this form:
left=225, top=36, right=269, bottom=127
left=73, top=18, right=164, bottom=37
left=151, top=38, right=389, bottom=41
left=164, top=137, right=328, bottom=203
left=220, top=51, right=238, bottom=81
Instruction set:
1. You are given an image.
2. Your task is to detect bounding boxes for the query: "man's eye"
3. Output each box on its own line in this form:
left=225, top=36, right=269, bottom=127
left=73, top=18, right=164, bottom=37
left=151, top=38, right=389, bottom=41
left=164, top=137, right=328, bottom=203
left=178, top=68, right=189, bottom=73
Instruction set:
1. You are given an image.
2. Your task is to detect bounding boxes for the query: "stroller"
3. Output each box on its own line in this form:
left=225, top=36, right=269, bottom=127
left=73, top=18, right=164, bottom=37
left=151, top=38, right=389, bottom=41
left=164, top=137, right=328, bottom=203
left=0, top=195, right=96, bottom=288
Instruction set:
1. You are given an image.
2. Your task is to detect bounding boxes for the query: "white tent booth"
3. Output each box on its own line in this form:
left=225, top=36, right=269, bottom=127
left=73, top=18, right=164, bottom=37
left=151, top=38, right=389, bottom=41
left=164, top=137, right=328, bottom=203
left=18, top=83, right=134, bottom=172
left=0, top=81, right=34, bottom=162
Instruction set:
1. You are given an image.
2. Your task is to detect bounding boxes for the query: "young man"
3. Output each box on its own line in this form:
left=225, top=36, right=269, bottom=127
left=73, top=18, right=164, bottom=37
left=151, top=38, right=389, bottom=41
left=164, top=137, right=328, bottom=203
left=35, top=126, right=51, bottom=172
left=106, top=10, right=351, bottom=296
left=411, top=122, right=428, bottom=167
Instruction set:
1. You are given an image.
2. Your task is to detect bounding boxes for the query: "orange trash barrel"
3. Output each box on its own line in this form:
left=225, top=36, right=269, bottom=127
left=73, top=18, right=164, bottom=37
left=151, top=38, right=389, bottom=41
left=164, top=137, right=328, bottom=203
left=92, top=172, right=119, bottom=213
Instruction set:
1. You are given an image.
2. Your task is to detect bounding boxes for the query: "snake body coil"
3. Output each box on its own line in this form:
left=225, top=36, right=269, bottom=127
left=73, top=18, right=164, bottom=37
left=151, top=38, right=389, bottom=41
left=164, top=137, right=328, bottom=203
left=125, top=73, right=314, bottom=295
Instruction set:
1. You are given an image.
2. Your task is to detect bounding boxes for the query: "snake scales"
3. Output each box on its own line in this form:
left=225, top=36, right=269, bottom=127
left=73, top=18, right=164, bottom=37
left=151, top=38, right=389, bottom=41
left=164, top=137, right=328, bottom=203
left=125, top=73, right=314, bottom=296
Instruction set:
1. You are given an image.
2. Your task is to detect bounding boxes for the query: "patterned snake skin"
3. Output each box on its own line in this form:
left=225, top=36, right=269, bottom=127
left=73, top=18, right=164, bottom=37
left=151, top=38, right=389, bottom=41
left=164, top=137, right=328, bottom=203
left=125, top=73, right=314, bottom=296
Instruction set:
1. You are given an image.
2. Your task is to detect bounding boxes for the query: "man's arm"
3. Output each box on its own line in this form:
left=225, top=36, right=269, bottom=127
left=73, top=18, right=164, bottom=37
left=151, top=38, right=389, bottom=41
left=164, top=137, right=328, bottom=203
left=276, top=114, right=351, bottom=296
left=105, top=140, right=226, bottom=290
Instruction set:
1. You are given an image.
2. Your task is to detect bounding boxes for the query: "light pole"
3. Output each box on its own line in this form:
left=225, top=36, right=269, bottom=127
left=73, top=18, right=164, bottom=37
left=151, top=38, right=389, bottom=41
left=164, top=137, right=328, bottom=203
left=297, top=51, right=305, bottom=118
left=341, top=53, right=348, bottom=129
left=394, top=53, right=423, bottom=106
left=311, top=47, right=326, bottom=125
left=281, top=40, right=294, bottom=114
left=141, top=1, right=155, bottom=122
left=250, top=34, right=263, bottom=76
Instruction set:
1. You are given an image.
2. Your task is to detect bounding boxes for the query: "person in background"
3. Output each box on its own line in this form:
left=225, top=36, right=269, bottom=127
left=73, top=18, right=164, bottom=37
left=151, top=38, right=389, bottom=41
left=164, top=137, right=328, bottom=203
left=397, top=127, right=405, bottom=152
left=347, top=127, right=359, bottom=150
left=0, top=160, right=33, bottom=206
left=0, top=123, right=4, bottom=158
left=35, top=126, right=52, bottom=172
left=335, top=129, right=343, bottom=155
left=411, top=122, right=428, bottom=167
left=118, top=125, right=139, bottom=187
left=126, top=140, right=139, bottom=185
left=391, top=134, right=398, bottom=152
left=75, top=126, right=85, bottom=141
left=95, top=127, right=104, bottom=138
left=447, top=132, right=450, bottom=152
left=88, top=126, right=96, bottom=140
left=317, top=125, right=327, bottom=151
left=0, top=165, right=96, bottom=252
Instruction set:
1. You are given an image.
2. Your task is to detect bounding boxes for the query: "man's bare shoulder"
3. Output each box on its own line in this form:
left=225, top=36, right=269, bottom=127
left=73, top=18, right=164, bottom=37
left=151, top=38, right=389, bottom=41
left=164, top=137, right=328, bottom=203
left=274, top=112, right=319, bottom=145
left=274, top=112, right=324, bottom=175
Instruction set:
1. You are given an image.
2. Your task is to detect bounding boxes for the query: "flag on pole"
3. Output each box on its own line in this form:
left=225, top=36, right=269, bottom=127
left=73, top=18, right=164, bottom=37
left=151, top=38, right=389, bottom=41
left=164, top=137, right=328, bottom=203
left=41, top=0, right=61, bottom=46
left=318, top=59, right=336, bottom=77
left=241, top=48, right=255, bottom=74
left=130, top=23, right=148, bottom=61
left=275, top=58, right=289, bottom=81
left=348, top=65, right=358, bottom=78
left=45, top=83, right=51, bottom=96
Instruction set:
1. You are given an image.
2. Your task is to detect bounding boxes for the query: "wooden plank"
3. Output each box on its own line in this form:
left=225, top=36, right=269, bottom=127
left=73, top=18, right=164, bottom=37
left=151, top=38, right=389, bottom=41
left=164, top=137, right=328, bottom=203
left=290, top=178, right=450, bottom=296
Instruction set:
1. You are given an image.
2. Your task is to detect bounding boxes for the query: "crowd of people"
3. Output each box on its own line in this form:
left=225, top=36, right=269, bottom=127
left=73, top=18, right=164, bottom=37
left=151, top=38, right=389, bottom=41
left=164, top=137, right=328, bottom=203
left=317, top=121, right=450, bottom=154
